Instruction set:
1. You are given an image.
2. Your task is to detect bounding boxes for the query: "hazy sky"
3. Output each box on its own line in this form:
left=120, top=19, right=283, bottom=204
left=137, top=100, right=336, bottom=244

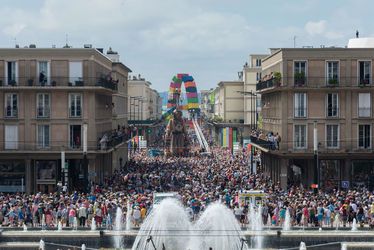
left=0, top=0, right=371, bottom=91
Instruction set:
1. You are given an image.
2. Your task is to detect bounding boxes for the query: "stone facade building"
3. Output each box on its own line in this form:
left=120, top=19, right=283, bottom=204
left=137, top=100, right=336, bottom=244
left=0, top=47, right=131, bottom=193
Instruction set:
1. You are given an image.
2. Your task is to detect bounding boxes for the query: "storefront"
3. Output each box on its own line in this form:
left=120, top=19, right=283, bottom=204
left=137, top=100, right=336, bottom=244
left=68, top=159, right=88, bottom=192
left=35, top=160, right=58, bottom=193
left=287, top=159, right=308, bottom=187
left=0, top=161, right=25, bottom=192
left=320, top=160, right=342, bottom=191
left=351, top=160, right=374, bottom=189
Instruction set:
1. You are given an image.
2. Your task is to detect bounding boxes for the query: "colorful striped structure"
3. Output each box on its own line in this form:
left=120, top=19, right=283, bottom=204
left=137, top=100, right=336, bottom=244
left=167, top=74, right=200, bottom=112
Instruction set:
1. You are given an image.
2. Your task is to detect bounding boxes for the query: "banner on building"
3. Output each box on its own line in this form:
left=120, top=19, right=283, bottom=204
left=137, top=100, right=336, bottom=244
left=222, top=128, right=227, bottom=147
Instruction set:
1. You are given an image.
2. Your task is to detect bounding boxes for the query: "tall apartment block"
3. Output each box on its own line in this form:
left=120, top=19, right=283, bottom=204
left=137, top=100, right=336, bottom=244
left=257, top=46, right=374, bottom=190
left=0, top=46, right=131, bottom=193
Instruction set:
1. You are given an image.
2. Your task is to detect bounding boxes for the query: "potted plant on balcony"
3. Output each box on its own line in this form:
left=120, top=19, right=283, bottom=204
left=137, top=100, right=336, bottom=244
left=273, top=72, right=281, bottom=86
left=294, top=72, right=305, bottom=86
left=9, top=80, right=16, bottom=86
left=328, top=77, right=339, bottom=85
left=359, top=75, right=370, bottom=86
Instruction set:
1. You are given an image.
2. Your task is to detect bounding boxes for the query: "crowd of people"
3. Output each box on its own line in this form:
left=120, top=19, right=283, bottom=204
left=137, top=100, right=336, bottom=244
left=0, top=125, right=374, bottom=230
left=250, top=130, right=281, bottom=150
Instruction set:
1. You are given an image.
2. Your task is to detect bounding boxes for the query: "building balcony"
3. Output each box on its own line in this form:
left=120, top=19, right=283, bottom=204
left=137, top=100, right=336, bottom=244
left=98, top=130, right=127, bottom=150
left=249, top=135, right=276, bottom=150
left=0, top=137, right=125, bottom=153
left=256, top=77, right=278, bottom=91
left=0, top=76, right=118, bottom=91
left=256, top=76, right=374, bottom=92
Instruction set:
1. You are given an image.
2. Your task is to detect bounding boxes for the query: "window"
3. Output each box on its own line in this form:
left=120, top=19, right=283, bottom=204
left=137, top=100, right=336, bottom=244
left=69, top=93, right=82, bottom=117
left=294, top=61, right=307, bottom=85
left=37, top=125, right=50, bottom=148
left=5, top=93, right=18, bottom=118
left=5, top=125, right=18, bottom=149
left=38, top=61, right=49, bottom=85
left=6, top=61, right=17, bottom=85
left=326, top=124, right=339, bottom=148
left=37, top=93, right=50, bottom=118
left=69, top=125, right=81, bottom=149
left=359, top=124, right=371, bottom=149
left=359, top=61, right=371, bottom=85
left=294, top=125, right=307, bottom=149
left=255, top=59, right=261, bottom=67
left=358, top=93, right=371, bottom=117
left=256, top=72, right=262, bottom=81
left=326, top=93, right=339, bottom=117
left=69, top=61, right=83, bottom=86
left=326, top=61, right=339, bottom=84
left=294, top=93, right=307, bottom=118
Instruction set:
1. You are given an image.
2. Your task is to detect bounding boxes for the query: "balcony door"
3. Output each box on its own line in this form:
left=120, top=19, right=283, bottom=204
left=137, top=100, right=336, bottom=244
left=5, top=125, right=18, bottom=149
left=358, top=93, right=371, bottom=117
left=38, top=61, right=50, bottom=85
left=69, top=61, right=83, bottom=86
left=69, top=125, right=82, bottom=149
left=359, top=61, right=371, bottom=85
left=6, top=61, right=17, bottom=85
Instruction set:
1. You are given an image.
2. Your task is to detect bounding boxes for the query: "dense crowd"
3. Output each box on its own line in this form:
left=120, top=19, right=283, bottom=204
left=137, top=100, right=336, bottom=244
left=0, top=135, right=374, bottom=230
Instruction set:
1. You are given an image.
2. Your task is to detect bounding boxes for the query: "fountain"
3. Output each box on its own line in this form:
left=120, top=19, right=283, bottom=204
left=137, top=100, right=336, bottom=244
left=301, top=214, right=305, bottom=230
left=41, top=214, right=46, bottom=231
left=132, top=198, right=248, bottom=250
left=247, top=205, right=263, bottom=249
left=22, top=223, right=27, bottom=232
left=334, top=213, right=340, bottom=230
left=351, top=218, right=358, bottom=231
left=132, top=198, right=191, bottom=250
left=191, top=202, right=248, bottom=250
left=299, top=242, right=306, bottom=250
left=113, top=206, right=123, bottom=249
left=283, top=208, right=291, bottom=231
left=126, top=201, right=132, bottom=231
left=341, top=243, right=347, bottom=250
left=81, top=243, right=86, bottom=250
left=91, top=217, right=97, bottom=231
left=73, top=217, right=78, bottom=230
left=57, top=221, right=63, bottom=231
left=39, top=239, right=45, bottom=250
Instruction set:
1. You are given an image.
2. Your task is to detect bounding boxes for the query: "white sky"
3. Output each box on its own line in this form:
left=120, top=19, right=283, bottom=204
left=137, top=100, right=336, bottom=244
left=0, top=0, right=372, bottom=91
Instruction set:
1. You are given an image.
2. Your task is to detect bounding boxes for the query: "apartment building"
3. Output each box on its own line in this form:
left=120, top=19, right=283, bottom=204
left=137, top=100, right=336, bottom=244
left=128, top=76, right=161, bottom=121
left=0, top=46, right=131, bottom=193
left=200, top=89, right=214, bottom=119
left=256, top=45, right=374, bottom=190
left=213, top=81, right=244, bottom=122
left=209, top=81, right=244, bottom=147
left=128, top=76, right=162, bottom=144
left=242, top=54, right=268, bottom=133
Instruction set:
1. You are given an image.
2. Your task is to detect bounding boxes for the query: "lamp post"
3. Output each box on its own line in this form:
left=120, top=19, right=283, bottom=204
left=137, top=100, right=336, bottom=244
left=61, top=146, right=68, bottom=192
left=237, top=91, right=257, bottom=129
left=313, top=121, right=319, bottom=193
left=83, top=122, right=88, bottom=192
